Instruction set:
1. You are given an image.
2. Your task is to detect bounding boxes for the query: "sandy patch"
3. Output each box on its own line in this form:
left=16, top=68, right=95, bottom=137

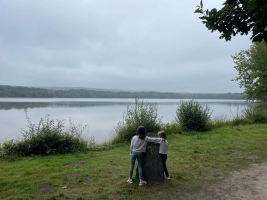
left=182, top=162, right=267, bottom=200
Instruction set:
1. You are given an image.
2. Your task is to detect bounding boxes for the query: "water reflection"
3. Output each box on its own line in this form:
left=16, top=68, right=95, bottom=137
left=0, top=99, right=248, bottom=110
left=0, top=102, right=131, bottom=110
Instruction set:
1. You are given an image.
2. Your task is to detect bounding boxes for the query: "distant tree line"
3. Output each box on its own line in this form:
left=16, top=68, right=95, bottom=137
left=0, top=85, right=242, bottom=99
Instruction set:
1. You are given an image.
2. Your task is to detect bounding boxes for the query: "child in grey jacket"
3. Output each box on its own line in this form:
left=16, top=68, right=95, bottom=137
left=127, top=126, right=163, bottom=186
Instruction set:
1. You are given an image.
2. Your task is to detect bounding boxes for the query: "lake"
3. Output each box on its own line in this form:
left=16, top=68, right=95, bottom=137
left=0, top=98, right=250, bottom=144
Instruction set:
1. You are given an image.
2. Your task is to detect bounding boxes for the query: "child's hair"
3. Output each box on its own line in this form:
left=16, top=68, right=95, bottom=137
left=137, top=126, right=146, bottom=139
left=157, top=131, right=166, bottom=139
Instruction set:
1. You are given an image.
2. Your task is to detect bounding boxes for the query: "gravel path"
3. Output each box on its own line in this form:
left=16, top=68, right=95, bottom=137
left=182, top=162, right=267, bottom=200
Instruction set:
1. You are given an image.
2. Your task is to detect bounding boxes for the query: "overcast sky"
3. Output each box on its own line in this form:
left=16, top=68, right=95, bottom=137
left=0, top=0, right=253, bottom=93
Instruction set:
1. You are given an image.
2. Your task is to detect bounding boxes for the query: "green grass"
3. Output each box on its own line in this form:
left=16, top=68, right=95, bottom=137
left=1, top=123, right=267, bottom=199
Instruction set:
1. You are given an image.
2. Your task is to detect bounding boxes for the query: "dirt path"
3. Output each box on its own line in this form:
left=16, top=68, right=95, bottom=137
left=182, top=162, right=267, bottom=200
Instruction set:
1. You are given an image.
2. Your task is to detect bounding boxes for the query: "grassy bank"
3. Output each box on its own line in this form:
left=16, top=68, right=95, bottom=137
left=1, top=123, right=267, bottom=199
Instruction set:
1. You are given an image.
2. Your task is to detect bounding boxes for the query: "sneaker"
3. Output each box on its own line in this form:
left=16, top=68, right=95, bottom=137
left=166, top=176, right=171, bottom=180
left=127, top=179, right=133, bottom=184
left=139, top=181, right=147, bottom=186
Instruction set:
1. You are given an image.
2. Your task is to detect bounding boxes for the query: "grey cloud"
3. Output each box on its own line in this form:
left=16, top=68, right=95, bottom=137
left=0, top=0, right=252, bottom=93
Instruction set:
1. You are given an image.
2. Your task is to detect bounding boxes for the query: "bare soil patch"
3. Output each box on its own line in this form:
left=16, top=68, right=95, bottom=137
left=110, top=161, right=117, bottom=166
left=247, top=155, right=261, bottom=160
left=55, top=196, right=76, bottom=200
left=64, top=159, right=88, bottom=168
left=85, top=176, right=94, bottom=182
left=65, top=172, right=81, bottom=178
left=108, top=193, right=126, bottom=200
left=182, top=162, right=267, bottom=200
left=34, top=183, right=53, bottom=195
left=226, top=148, right=242, bottom=152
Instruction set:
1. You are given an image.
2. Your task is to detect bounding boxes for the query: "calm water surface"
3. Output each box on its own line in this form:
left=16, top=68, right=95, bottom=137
left=0, top=98, right=250, bottom=144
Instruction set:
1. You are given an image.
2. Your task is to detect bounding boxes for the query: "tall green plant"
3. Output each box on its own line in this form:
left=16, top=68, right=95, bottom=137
left=113, top=98, right=162, bottom=142
left=175, top=100, right=212, bottom=131
left=242, top=104, right=267, bottom=123
left=232, top=41, right=267, bottom=102
left=0, top=109, right=88, bottom=156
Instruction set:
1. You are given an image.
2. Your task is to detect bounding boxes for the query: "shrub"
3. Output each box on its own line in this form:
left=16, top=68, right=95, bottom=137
left=0, top=109, right=88, bottom=156
left=175, top=100, right=212, bottom=131
left=231, top=116, right=252, bottom=126
left=159, top=122, right=182, bottom=134
left=242, top=104, right=267, bottom=123
left=207, top=114, right=232, bottom=129
left=113, top=98, right=162, bottom=143
left=227, top=104, right=267, bottom=126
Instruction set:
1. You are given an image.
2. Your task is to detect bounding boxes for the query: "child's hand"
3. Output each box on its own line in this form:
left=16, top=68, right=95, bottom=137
left=162, top=138, right=166, bottom=141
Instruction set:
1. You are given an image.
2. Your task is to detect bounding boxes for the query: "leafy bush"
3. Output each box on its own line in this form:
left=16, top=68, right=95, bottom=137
left=113, top=98, right=162, bottom=143
left=228, top=107, right=252, bottom=126
left=227, top=104, right=267, bottom=126
left=175, top=100, right=212, bottom=131
left=242, top=104, right=267, bottom=123
left=205, top=104, right=267, bottom=128
left=0, top=109, right=88, bottom=156
left=159, top=122, right=182, bottom=134
left=230, top=116, right=252, bottom=126
left=207, top=114, right=232, bottom=129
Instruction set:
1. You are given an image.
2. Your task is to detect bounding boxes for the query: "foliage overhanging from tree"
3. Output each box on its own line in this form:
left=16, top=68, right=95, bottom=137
left=195, top=0, right=267, bottom=43
left=232, top=41, right=267, bottom=102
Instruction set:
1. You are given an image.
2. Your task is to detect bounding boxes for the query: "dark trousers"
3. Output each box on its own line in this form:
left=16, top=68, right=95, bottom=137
left=160, top=154, right=169, bottom=177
